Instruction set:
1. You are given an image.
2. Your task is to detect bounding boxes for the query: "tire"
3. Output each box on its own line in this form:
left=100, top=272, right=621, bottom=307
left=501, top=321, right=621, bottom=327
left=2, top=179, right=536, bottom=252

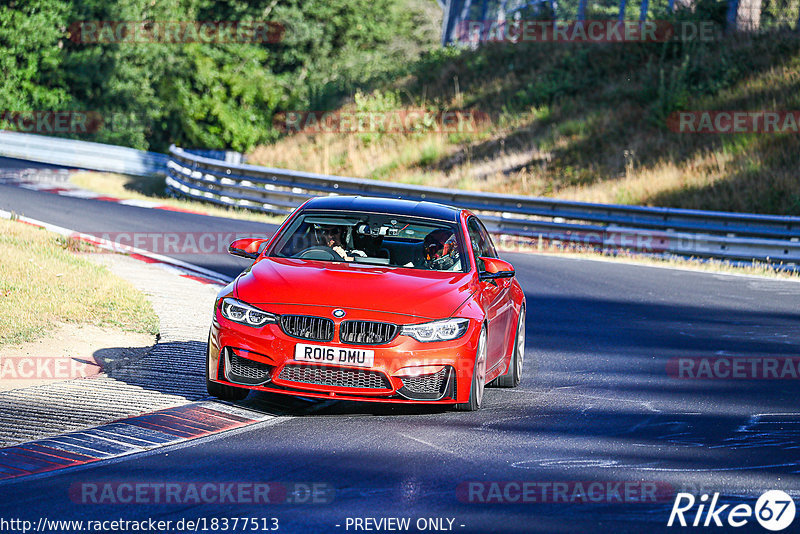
left=455, top=326, right=487, bottom=411
left=492, top=307, right=525, bottom=388
left=206, top=341, right=250, bottom=401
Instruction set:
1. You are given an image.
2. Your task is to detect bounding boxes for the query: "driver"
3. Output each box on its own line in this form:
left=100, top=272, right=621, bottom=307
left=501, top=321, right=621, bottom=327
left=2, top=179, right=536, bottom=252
left=424, top=229, right=459, bottom=270
left=319, top=225, right=366, bottom=261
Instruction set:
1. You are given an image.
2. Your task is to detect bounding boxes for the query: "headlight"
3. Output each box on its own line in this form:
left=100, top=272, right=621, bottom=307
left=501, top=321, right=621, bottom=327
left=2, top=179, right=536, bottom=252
left=219, top=298, right=277, bottom=327
left=401, top=318, right=469, bottom=342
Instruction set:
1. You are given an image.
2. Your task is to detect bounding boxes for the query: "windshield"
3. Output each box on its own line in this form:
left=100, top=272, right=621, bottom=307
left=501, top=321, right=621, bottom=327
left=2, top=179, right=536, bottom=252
left=270, top=211, right=466, bottom=272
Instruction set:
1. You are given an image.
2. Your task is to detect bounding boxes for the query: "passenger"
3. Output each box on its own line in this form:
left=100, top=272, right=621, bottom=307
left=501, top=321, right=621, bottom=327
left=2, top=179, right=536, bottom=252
left=423, top=229, right=459, bottom=270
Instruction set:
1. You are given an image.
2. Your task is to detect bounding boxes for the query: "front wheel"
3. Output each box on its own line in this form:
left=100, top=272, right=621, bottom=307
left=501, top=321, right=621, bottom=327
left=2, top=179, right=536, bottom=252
left=206, top=340, right=250, bottom=401
left=455, top=326, right=487, bottom=411
left=492, top=307, right=525, bottom=388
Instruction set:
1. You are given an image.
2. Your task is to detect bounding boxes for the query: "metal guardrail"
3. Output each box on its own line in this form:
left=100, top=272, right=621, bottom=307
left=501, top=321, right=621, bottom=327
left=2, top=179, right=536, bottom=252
left=167, top=145, right=800, bottom=265
left=3, top=131, right=795, bottom=264
left=0, top=131, right=167, bottom=176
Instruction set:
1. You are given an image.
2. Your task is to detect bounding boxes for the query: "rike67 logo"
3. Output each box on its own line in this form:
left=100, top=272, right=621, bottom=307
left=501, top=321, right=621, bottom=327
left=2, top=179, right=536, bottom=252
left=668, top=490, right=796, bottom=531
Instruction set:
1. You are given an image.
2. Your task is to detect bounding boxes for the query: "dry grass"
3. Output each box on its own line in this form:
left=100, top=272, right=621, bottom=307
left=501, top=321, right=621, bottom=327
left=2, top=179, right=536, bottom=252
left=250, top=131, right=464, bottom=190
left=70, top=172, right=284, bottom=224
left=0, top=218, right=159, bottom=346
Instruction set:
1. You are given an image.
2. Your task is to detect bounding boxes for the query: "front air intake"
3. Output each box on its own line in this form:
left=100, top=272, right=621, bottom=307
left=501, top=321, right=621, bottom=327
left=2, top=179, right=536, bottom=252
left=225, top=351, right=272, bottom=386
left=278, top=364, right=391, bottom=390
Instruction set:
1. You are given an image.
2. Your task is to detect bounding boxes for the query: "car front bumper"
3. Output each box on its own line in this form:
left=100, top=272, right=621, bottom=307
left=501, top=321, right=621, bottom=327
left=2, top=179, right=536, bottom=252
left=208, top=306, right=481, bottom=404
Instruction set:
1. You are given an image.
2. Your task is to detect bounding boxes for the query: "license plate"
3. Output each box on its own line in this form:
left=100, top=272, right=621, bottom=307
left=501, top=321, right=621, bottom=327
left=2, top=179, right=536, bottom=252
left=294, top=343, right=375, bottom=368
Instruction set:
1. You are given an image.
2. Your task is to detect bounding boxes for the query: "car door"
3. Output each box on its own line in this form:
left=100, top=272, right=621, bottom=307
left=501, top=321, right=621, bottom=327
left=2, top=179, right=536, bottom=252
left=468, top=217, right=513, bottom=370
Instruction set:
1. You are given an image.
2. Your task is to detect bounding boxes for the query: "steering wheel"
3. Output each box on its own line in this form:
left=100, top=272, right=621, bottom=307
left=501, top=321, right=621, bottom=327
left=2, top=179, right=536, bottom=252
left=296, top=246, right=341, bottom=261
left=427, top=251, right=459, bottom=271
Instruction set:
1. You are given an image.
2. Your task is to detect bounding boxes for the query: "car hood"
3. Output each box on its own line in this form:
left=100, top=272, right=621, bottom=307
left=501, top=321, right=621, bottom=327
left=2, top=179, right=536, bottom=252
left=235, top=257, right=474, bottom=320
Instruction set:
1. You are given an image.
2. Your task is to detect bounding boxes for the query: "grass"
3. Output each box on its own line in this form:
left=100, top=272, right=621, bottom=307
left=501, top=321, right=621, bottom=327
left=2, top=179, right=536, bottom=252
left=0, top=218, right=160, bottom=346
left=247, top=28, right=800, bottom=216
left=69, top=172, right=284, bottom=224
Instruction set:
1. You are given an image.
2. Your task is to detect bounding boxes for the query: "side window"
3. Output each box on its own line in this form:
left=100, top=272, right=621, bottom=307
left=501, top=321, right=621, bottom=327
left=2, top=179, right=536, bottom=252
left=476, top=219, right=498, bottom=259
left=468, top=218, right=496, bottom=271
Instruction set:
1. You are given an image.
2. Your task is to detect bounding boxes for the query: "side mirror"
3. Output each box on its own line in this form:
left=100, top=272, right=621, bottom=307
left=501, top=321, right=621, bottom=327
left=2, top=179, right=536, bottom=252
left=228, top=238, right=270, bottom=260
left=479, top=257, right=515, bottom=281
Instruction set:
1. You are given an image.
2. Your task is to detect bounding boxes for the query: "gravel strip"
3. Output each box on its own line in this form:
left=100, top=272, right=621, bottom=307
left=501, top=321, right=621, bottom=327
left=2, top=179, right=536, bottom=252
left=0, top=253, right=225, bottom=447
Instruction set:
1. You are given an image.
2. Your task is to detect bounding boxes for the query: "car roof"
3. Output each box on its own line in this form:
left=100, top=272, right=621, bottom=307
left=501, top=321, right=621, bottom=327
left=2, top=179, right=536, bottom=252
left=301, top=196, right=462, bottom=222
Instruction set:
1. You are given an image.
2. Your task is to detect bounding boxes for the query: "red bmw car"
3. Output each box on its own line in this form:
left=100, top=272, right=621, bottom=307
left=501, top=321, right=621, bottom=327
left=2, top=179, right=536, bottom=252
left=206, top=196, right=526, bottom=410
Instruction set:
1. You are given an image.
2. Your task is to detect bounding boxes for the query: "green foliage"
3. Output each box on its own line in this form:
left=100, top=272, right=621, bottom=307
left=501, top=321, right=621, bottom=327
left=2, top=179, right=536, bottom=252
left=351, top=89, right=403, bottom=144
left=1, top=0, right=439, bottom=152
left=0, top=0, right=71, bottom=112
left=354, top=89, right=403, bottom=113
left=417, top=142, right=441, bottom=166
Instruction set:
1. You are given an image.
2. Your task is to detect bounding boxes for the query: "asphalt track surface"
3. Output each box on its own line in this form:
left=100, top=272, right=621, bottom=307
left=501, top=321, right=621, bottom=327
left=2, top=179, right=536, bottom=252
left=1, top=165, right=799, bottom=533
